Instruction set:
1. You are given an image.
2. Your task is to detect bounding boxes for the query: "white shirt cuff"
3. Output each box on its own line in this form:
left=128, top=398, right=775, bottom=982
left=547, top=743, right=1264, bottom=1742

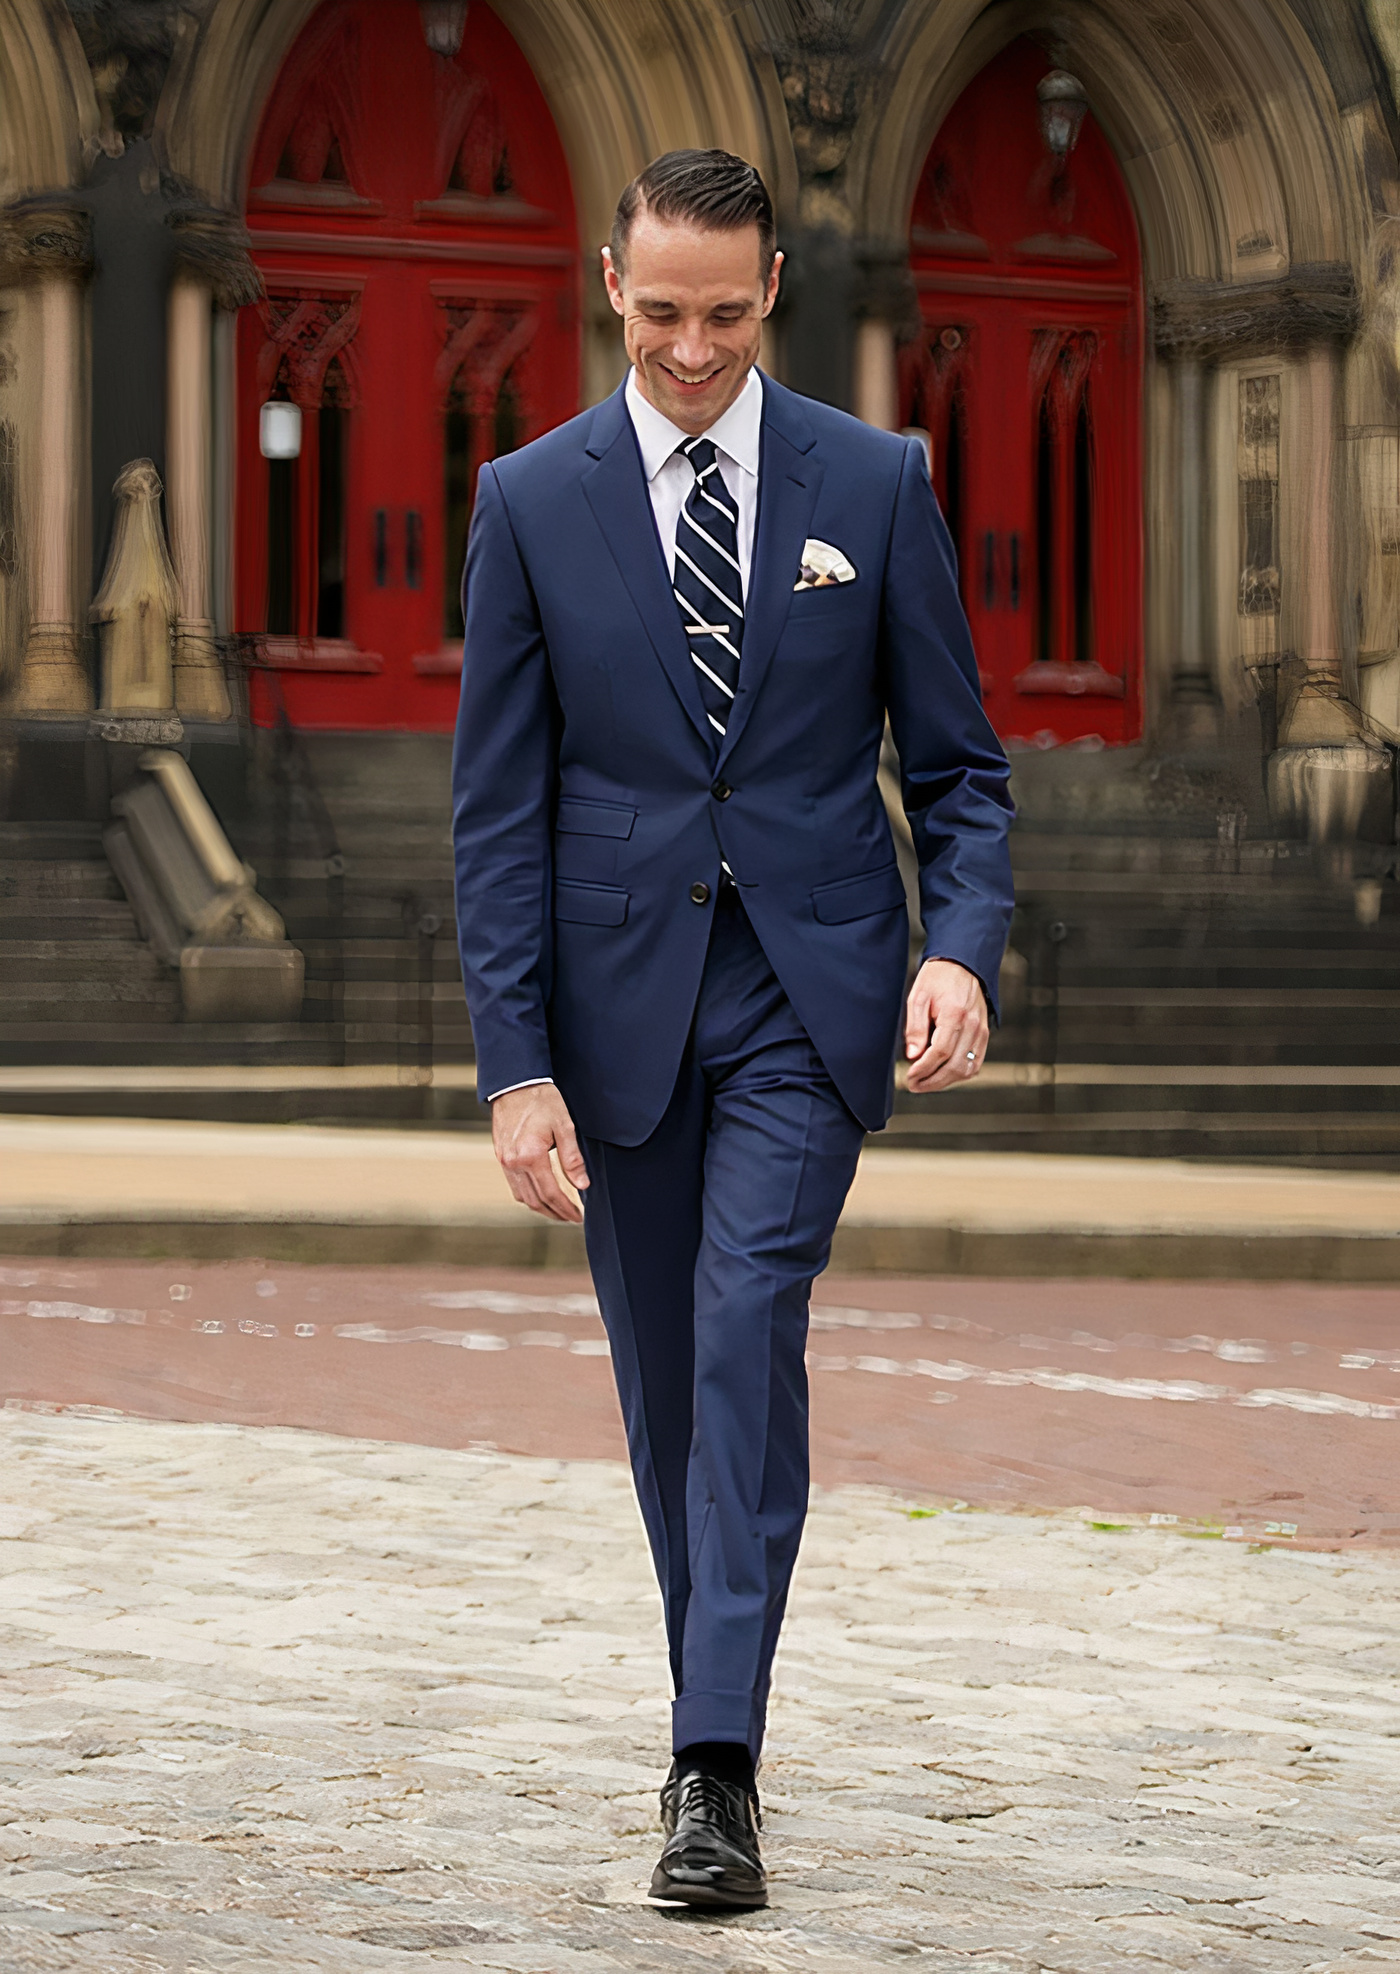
left=485, top=1077, right=555, bottom=1102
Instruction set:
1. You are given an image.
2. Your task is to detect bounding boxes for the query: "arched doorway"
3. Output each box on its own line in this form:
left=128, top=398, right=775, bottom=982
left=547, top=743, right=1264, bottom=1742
left=902, top=38, right=1143, bottom=747
left=236, top=0, right=579, bottom=731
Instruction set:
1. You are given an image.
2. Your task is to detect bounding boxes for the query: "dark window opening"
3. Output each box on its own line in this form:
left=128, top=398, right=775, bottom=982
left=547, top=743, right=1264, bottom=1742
left=267, top=455, right=294, bottom=634
left=443, top=404, right=471, bottom=639
left=943, top=388, right=965, bottom=605
left=1034, top=394, right=1053, bottom=663
left=443, top=365, right=524, bottom=640
left=0, top=420, right=17, bottom=581
left=316, top=403, right=346, bottom=638
left=494, top=370, right=521, bottom=458
left=1073, top=396, right=1093, bottom=664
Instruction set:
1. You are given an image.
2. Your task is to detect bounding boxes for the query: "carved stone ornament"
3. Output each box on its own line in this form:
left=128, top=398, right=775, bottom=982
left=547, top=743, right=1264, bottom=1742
left=0, top=199, right=93, bottom=285
left=765, top=0, right=869, bottom=235
left=1152, top=263, right=1361, bottom=362
left=167, top=205, right=263, bottom=312
left=90, top=458, right=181, bottom=714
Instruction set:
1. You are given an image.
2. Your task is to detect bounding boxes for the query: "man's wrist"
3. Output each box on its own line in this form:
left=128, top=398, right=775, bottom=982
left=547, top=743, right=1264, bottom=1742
left=486, top=1077, right=555, bottom=1102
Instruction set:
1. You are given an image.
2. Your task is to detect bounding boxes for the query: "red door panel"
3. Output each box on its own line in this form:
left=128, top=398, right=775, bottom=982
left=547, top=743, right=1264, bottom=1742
left=236, top=0, right=579, bottom=732
left=903, top=39, right=1144, bottom=746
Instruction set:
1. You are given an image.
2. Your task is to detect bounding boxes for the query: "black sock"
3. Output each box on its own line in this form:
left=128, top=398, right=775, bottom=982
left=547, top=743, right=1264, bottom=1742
left=675, top=1740, right=755, bottom=1791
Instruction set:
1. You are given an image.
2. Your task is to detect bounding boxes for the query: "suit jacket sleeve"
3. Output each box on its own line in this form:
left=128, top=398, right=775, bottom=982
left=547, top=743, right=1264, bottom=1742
left=451, top=460, right=560, bottom=1098
left=881, top=436, right=1015, bottom=1019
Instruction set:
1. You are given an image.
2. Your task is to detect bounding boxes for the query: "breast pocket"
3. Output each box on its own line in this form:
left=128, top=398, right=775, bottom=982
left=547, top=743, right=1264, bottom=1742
left=784, top=583, right=871, bottom=655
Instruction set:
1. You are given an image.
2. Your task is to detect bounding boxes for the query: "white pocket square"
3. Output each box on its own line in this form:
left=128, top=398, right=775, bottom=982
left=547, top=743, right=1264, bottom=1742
left=795, top=538, right=857, bottom=590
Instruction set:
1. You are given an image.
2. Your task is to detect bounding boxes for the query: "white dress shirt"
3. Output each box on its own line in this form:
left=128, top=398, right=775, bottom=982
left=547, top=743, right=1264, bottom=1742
left=625, top=364, right=761, bottom=597
left=487, top=366, right=764, bottom=1104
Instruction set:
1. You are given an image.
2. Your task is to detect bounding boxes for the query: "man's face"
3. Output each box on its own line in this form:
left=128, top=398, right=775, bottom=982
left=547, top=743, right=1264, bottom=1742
left=603, top=212, right=781, bottom=435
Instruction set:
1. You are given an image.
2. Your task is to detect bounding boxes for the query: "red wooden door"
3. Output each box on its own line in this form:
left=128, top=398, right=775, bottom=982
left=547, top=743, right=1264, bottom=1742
left=236, top=0, right=578, bottom=731
left=903, top=39, right=1143, bottom=746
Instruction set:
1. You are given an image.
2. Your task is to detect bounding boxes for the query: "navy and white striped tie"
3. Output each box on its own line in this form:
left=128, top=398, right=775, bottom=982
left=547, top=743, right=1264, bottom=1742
left=672, top=437, right=743, bottom=744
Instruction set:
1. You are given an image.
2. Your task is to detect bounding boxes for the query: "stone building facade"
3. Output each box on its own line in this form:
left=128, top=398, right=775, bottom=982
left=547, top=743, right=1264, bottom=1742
left=0, top=3, right=1397, bottom=777
left=1, top=0, right=1398, bottom=1153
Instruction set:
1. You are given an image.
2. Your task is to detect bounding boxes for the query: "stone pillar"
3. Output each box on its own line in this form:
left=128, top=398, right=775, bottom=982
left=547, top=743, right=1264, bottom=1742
left=1278, top=345, right=1358, bottom=745
left=166, top=275, right=231, bottom=720
left=1169, top=356, right=1218, bottom=743
left=854, top=317, right=898, bottom=431
left=15, top=274, right=89, bottom=714
left=1268, top=344, right=1388, bottom=840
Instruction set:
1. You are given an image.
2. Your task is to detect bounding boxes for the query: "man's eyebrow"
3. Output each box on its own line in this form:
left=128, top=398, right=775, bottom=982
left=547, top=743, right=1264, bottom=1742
left=630, top=294, right=756, bottom=311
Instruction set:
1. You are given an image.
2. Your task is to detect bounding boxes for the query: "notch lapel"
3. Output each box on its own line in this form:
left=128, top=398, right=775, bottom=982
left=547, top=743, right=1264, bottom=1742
left=581, top=387, right=711, bottom=749
left=717, top=380, right=822, bottom=770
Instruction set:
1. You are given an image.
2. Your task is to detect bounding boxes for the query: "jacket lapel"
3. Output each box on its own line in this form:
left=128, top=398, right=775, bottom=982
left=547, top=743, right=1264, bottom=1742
left=581, top=383, right=711, bottom=749
left=718, top=377, right=822, bottom=770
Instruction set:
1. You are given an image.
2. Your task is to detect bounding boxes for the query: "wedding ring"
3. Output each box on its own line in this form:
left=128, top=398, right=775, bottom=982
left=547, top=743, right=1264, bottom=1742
left=965, top=1051, right=976, bottom=1062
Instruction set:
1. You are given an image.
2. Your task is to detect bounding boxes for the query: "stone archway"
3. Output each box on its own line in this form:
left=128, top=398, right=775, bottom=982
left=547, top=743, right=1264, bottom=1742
left=856, top=0, right=1363, bottom=290
left=158, top=0, right=792, bottom=405
left=853, top=0, right=1371, bottom=762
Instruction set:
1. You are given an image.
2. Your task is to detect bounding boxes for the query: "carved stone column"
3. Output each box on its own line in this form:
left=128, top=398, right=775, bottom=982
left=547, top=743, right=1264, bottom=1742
left=167, top=275, right=231, bottom=720
left=1276, top=345, right=1359, bottom=745
left=16, top=272, right=88, bottom=712
left=1169, top=356, right=1217, bottom=743
left=853, top=318, right=897, bottom=430
left=1152, top=263, right=1384, bottom=834
left=0, top=201, right=96, bottom=715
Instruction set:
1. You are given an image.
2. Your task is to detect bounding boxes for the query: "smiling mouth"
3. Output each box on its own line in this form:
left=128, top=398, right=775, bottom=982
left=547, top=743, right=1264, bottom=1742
left=659, top=361, right=726, bottom=388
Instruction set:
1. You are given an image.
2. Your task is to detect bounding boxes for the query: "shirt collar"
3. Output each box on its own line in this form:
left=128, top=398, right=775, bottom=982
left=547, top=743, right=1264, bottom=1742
left=625, top=365, right=763, bottom=484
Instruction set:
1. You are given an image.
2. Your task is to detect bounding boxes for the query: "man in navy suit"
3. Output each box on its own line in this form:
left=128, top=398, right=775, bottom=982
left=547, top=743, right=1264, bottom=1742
left=453, top=150, right=1013, bottom=1907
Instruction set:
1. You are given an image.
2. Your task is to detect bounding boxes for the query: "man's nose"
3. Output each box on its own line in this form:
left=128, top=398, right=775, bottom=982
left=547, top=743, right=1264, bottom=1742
left=670, top=322, right=715, bottom=373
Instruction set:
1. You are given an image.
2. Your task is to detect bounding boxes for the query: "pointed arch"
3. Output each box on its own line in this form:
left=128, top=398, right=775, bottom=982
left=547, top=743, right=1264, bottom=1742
left=0, top=3, right=95, bottom=200
left=853, top=0, right=1364, bottom=288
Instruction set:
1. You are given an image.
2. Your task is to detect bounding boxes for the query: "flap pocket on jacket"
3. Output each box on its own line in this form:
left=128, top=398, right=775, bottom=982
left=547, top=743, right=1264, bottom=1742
left=554, top=879, right=629, bottom=927
left=811, top=862, right=906, bottom=925
left=556, top=797, right=636, bottom=840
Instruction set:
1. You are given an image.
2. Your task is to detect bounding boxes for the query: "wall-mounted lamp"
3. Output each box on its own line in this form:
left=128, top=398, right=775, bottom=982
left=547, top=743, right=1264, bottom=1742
left=1037, top=70, right=1089, bottom=159
left=260, top=401, right=302, bottom=460
left=420, top=0, right=468, bottom=56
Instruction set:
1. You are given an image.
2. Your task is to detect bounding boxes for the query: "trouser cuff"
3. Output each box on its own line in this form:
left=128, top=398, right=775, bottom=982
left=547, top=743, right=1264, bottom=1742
left=672, top=1689, right=761, bottom=1761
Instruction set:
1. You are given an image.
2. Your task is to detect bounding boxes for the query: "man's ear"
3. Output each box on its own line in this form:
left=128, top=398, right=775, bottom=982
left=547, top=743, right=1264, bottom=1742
left=602, top=245, right=626, bottom=318
left=762, top=249, right=784, bottom=319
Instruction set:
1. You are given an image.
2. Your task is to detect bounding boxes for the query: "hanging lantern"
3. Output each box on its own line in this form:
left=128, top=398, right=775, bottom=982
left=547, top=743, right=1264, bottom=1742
left=420, top=0, right=468, bottom=57
left=259, top=401, right=302, bottom=460
left=1037, top=70, right=1089, bottom=159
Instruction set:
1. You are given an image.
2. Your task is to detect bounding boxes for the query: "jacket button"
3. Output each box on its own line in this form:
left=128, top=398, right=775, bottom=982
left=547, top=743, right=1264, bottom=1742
left=711, top=780, right=732, bottom=801
left=689, top=881, right=711, bottom=905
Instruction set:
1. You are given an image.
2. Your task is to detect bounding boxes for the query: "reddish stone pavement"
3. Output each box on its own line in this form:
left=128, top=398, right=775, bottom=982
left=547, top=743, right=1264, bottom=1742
left=3, top=1256, right=1398, bottom=1550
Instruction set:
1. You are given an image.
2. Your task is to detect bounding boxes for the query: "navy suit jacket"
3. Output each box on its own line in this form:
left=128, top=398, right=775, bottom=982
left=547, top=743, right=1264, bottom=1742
left=452, top=371, right=1014, bottom=1145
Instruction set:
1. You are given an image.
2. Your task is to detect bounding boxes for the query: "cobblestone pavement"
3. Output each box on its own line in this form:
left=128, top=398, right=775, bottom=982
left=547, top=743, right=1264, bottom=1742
left=3, top=1410, right=1399, bottom=1972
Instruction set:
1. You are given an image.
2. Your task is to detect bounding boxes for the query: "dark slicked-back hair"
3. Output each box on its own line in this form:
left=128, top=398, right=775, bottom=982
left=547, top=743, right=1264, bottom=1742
left=611, top=149, right=776, bottom=283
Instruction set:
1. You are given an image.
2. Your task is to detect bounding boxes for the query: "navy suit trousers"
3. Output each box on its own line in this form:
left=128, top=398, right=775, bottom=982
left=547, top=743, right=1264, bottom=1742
left=580, top=888, right=867, bottom=1761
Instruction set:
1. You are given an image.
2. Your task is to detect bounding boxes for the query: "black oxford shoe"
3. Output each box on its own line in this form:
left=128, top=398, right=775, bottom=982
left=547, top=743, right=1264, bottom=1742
left=650, top=1768, right=767, bottom=1909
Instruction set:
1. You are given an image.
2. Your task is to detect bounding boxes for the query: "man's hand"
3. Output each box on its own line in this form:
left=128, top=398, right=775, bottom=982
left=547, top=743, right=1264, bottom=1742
left=491, top=1084, right=590, bottom=1223
left=904, top=959, right=989, bottom=1094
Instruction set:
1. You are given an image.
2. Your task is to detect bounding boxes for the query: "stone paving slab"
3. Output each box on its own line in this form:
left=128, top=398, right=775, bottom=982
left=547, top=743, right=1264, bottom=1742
left=4, top=1116, right=1400, bottom=1277
left=2, top=1410, right=1399, bottom=1971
